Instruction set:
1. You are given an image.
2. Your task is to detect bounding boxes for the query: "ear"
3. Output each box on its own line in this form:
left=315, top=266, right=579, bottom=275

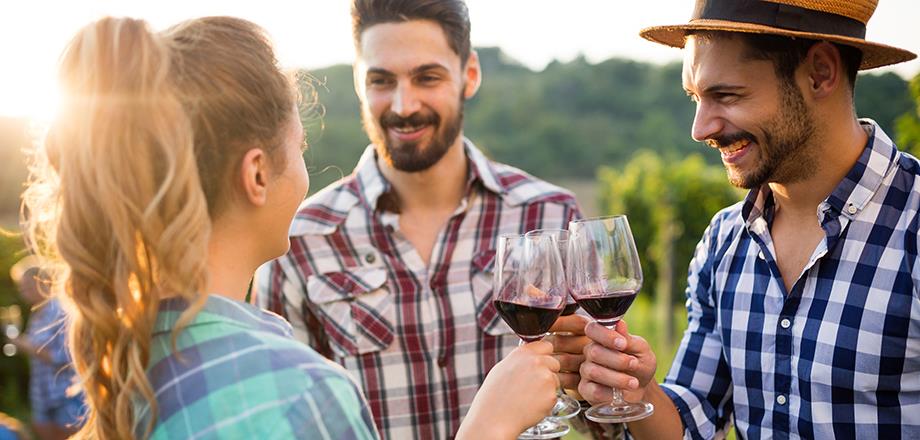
left=353, top=60, right=367, bottom=101
left=802, top=41, right=843, bottom=99
left=240, top=147, right=270, bottom=207
left=462, top=50, right=482, bottom=99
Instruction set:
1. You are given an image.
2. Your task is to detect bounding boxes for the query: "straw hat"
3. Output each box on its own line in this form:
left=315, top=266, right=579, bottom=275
left=640, top=0, right=916, bottom=69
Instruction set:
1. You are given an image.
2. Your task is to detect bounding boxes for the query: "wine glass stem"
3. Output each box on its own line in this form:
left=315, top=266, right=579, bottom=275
left=611, top=388, right=626, bottom=405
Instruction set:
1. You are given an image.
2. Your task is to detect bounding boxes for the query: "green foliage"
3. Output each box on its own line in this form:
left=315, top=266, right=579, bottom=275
left=0, top=232, right=30, bottom=419
left=856, top=72, right=914, bottom=134
left=895, top=73, right=920, bottom=158
left=598, top=152, right=743, bottom=307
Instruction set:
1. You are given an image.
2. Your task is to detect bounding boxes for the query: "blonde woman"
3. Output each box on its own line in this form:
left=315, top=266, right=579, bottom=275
left=23, top=16, right=560, bottom=439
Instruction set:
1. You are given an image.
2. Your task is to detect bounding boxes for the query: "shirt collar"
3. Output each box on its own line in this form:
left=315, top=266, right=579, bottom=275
left=742, top=119, right=899, bottom=230
left=153, top=295, right=292, bottom=338
left=351, top=137, right=507, bottom=211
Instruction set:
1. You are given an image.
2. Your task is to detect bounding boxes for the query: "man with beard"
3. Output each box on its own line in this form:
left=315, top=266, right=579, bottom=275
left=256, top=1, right=589, bottom=438
left=575, top=1, right=920, bottom=439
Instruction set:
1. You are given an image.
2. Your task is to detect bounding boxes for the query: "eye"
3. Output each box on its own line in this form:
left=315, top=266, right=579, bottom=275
left=417, top=74, right=440, bottom=85
left=368, top=76, right=394, bottom=87
left=713, top=92, right=739, bottom=103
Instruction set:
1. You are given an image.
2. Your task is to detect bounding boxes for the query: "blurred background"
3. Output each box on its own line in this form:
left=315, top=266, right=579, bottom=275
left=2, top=1, right=919, bottom=437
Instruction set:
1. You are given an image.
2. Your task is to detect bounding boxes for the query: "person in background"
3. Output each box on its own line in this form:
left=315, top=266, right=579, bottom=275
left=22, top=15, right=561, bottom=440
left=256, top=0, right=591, bottom=438
left=10, top=256, right=84, bottom=439
left=577, top=0, right=920, bottom=438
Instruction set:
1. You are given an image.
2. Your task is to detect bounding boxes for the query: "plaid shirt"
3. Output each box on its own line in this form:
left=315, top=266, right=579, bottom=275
left=256, top=140, right=581, bottom=439
left=138, top=295, right=377, bottom=439
left=662, top=121, right=920, bottom=439
left=26, top=299, right=84, bottom=422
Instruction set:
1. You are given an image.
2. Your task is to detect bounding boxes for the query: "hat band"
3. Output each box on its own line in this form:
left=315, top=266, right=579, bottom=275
left=693, top=0, right=866, bottom=39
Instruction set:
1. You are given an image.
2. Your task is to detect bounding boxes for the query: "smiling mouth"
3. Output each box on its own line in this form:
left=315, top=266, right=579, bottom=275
left=391, top=124, right=427, bottom=134
left=718, top=138, right=751, bottom=155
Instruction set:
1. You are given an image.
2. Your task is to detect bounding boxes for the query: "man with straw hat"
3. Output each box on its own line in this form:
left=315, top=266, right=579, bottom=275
left=576, top=0, right=920, bottom=438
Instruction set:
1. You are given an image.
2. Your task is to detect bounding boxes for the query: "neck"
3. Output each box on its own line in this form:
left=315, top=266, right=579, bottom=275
left=769, top=116, right=868, bottom=217
left=205, top=218, right=262, bottom=303
left=378, top=136, right=469, bottom=213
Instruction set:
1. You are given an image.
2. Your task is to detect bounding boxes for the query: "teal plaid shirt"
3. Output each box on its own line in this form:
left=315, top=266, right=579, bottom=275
left=136, top=295, right=378, bottom=439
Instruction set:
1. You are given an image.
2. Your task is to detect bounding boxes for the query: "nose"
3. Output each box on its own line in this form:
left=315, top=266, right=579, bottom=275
left=391, top=81, right=422, bottom=117
left=690, top=100, right=723, bottom=143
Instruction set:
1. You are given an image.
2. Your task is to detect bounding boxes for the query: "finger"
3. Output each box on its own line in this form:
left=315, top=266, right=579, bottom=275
left=521, top=340, right=554, bottom=355
left=578, top=379, right=614, bottom=406
left=610, top=321, right=652, bottom=356
left=553, top=352, right=585, bottom=373
left=585, top=321, right=631, bottom=353
left=558, top=372, right=581, bottom=390
left=580, top=360, right=641, bottom=391
left=539, top=353, right=562, bottom=373
left=550, top=334, right=590, bottom=355
left=584, top=342, right=638, bottom=372
left=549, top=314, right=590, bottom=335
left=616, top=319, right=630, bottom=336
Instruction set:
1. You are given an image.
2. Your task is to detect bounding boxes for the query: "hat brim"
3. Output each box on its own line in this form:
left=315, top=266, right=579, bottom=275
left=640, top=19, right=917, bottom=70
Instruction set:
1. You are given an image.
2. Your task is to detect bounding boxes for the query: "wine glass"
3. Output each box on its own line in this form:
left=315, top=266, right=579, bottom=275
left=525, top=229, right=580, bottom=420
left=493, top=233, right=569, bottom=439
left=567, top=215, right=654, bottom=423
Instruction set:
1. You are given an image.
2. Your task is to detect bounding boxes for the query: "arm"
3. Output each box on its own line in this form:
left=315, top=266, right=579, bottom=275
left=457, top=341, right=561, bottom=440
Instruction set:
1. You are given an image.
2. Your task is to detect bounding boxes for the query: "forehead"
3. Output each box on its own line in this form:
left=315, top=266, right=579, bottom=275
left=682, top=35, right=776, bottom=91
left=357, top=20, right=460, bottom=72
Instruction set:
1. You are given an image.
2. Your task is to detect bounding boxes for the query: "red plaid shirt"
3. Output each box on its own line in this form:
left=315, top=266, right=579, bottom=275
left=256, top=140, right=581, bottom=439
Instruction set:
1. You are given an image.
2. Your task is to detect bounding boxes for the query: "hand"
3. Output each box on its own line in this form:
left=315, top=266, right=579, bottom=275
left=547, top=313, right=590, bottom=390
left=578, top=319, right=657, bottom=405
left=457, top=341, right=560, bottom=440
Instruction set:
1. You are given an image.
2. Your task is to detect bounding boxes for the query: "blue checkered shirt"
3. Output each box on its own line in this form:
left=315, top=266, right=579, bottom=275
left=661, top=121, right=920, bottom=439
left=26, top=299, right=83, bottom=421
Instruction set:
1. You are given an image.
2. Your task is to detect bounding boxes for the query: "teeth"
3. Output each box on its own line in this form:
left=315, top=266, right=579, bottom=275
left=722, top=139, right=750, bottom=154
left=394, top=125, right=424, bottom=133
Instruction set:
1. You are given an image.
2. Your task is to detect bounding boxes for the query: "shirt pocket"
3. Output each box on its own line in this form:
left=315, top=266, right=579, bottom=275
left=470, top=250, right=514, bottom=336
left=306, top=267, right=395, bottom=358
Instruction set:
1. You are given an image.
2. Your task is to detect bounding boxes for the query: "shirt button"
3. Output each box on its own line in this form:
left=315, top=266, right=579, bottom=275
left=846, top=204, right=857, bottom=215
left=776, top=394, right=787, bottom=405
left=758, top=251, right=765, bottom=260
left=364, top=252, right=377, bottom=264
left=780, top=318, right=791, bottom=329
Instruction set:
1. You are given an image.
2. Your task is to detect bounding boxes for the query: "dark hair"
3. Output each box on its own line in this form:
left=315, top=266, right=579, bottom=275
left=690, top=31, right=862, bottom=94
left=351, top=0, right=472, bottom=63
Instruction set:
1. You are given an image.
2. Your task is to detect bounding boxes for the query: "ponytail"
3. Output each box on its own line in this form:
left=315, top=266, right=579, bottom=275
left=25, top=17, right=210, bottom=438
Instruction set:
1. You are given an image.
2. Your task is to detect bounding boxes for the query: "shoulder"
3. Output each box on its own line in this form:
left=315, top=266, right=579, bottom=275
left=289, top=176, right=363, bottom=237
left=148, top=322, right=371, bottom=438
left=489, top=160, right=579, bottom=208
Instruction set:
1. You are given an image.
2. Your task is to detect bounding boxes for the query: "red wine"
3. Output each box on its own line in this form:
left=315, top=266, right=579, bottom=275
left=561, top=302, right=580, bottom=316
left=574, top=290, right=637, bottom=326
left=494, top=300, right=563, bottom=342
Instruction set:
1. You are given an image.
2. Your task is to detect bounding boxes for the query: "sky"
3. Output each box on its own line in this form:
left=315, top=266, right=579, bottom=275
left=1, top=0, right=919, bottom=119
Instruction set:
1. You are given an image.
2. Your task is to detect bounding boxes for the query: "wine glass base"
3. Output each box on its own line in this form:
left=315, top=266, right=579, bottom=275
left=550, top=395, right=581, bottom=420
left=517, top=418, right=570, bottom=439
left=585, top=401, right=654, bottom=424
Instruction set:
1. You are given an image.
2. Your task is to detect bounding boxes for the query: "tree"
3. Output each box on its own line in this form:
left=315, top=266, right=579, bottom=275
left=895, top=73, right=920, bottom=158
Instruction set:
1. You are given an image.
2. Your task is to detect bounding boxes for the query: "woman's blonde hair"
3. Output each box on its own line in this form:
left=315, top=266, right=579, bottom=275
left=22, top=16, right=295, bottom=439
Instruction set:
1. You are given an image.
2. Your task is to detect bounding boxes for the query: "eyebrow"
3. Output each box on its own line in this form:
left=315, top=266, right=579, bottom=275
left=695, top=84, right=746, bottom=95
left=366, top=63, right=449, bottom=77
